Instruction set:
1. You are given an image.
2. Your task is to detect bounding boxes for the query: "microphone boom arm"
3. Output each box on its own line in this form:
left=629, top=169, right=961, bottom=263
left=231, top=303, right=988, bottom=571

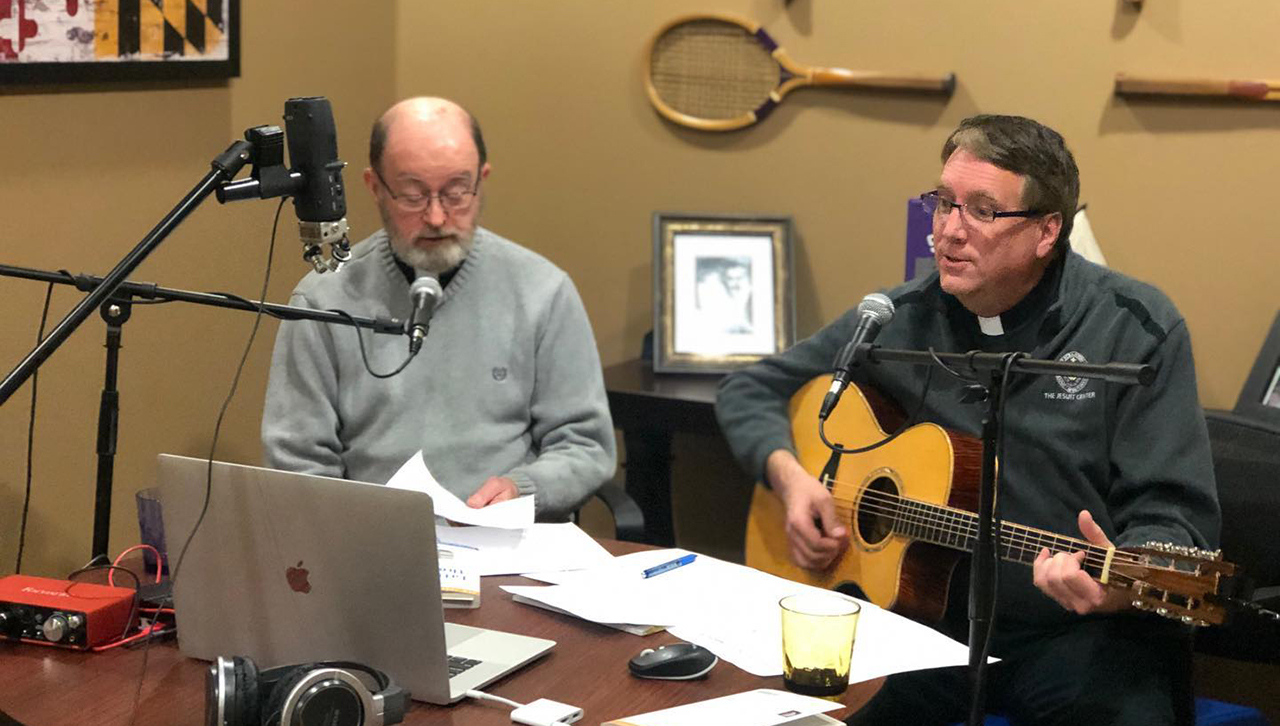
left=0, top=140, right=254, bottom=408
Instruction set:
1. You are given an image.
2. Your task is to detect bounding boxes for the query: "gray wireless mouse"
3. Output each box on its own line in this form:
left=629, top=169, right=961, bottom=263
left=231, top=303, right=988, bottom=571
left=628, top=642, right=718, bottom=680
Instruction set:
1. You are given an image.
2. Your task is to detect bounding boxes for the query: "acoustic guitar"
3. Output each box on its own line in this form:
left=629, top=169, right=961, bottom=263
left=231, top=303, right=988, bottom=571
left=743, top=375, right=1236, bottom=627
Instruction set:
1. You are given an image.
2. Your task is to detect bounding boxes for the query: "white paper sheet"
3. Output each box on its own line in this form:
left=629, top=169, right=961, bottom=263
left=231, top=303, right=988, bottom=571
left=602, top=688, right=841, bottom=726
left=503, top=549, right=992, bottom=680
left=385, top=451, right=534, bottom=528
left=436, top=522, right=613, bottom=576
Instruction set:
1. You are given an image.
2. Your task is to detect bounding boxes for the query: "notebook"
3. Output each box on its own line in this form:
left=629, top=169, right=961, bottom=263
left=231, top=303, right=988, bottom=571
left=156, top=454, right=555, bottom=705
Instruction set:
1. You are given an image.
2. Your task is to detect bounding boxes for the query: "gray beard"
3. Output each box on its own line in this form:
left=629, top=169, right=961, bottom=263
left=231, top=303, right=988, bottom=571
left=391, top=231, right=474, bottom=275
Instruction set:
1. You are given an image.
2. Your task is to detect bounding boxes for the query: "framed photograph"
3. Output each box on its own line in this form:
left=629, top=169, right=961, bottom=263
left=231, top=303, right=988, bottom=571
left=0, top=0, right=239, bottom=84
left=1233, top=310, right=1280, bottom=428
left=652, top=212, right=794, bottom=374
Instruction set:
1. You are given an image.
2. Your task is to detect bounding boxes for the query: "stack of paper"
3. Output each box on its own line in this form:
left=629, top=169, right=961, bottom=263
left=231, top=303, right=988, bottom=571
left=503, top=549, right=988, bottom=681
left=436, top=522, right=613, bottom=576
left=438, top=547, right=480, bottom=609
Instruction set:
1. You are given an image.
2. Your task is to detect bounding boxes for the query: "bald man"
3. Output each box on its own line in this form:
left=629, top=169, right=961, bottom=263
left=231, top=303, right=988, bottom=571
left=262, top=97, right=616, bottom=519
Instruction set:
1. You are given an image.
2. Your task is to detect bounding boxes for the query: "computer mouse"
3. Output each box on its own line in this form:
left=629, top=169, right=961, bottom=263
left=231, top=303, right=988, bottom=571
left=628, top=642, right=718, bottom=680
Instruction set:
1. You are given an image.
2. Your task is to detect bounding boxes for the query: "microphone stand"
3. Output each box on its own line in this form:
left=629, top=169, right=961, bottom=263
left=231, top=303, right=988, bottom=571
left=0, top=263, right=405, bottom=563
left=852, top=344, right=1152, bottom=726
left=0, top=142, right=253, bottom=410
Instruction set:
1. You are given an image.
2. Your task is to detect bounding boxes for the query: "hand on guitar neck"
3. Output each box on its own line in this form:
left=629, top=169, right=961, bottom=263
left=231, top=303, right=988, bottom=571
left=765, top=449, right=850, bottom=570
left=1033, top=510, right=1132, bottom=616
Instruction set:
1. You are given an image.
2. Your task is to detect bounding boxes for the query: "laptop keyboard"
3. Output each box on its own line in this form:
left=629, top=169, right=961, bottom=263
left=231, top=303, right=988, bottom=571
left=448, top=655, right=482, bottom=677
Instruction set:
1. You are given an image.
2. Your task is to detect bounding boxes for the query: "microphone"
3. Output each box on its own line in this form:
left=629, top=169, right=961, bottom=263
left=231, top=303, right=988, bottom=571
left=283, top=97, right=352, bottom=274
left=818, top=293, right=895, bottom=420
left=407, top=275, right=444, bottom=355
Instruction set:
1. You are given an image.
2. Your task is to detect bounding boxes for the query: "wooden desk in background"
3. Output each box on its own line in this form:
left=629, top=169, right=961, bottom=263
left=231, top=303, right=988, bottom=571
left=603, top=360, right=725, bottom=546
left=1, top=539, right=879, bottom=725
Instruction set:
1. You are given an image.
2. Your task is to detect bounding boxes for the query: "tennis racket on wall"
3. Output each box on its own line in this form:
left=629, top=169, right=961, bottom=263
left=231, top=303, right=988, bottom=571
left=645, top=13, right=956, bottom=132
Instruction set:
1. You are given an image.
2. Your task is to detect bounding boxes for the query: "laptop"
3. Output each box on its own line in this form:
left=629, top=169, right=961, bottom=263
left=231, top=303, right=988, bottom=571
left=156, top=453, right=555, bottom=704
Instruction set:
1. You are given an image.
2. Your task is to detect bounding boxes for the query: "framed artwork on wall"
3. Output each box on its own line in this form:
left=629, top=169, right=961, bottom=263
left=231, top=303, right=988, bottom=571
left=0, top=0, right=239, bottom=84
left=652, top=211, right=795, bottom=374
left=1233, top=310, right=1280, bottom=429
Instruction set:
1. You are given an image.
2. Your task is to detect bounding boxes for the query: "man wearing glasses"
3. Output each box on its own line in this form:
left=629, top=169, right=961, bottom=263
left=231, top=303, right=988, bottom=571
left=717, top=115, right=1218, bottom=724
left=262, top=97, right=615, bottom=519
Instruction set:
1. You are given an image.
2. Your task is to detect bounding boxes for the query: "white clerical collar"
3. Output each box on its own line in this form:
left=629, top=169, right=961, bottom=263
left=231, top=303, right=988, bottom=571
left=977, top=315, right=1004, bottom=336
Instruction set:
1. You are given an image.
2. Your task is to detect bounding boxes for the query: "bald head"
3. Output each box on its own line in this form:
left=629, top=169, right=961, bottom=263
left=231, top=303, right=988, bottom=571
left=369, top=96, right=487, bottom=173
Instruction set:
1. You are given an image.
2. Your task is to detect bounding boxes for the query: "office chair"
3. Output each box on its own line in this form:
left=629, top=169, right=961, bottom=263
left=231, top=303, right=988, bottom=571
left=948, top=411, right=1279, bottom=726
left=574, top=482, right=646, bottom=543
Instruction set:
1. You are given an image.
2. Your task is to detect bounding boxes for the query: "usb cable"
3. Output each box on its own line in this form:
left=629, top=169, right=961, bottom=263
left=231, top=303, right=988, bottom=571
left=464, top=690, right=583, bottom=725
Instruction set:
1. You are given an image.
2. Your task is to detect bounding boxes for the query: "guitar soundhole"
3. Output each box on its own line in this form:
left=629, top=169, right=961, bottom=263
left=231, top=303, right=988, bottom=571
left=856, top=476, right=899, bottom=546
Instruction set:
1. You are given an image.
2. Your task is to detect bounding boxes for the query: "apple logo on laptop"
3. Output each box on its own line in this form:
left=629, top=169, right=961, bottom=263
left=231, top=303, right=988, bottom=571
left=285, top=561, right=311, bottom=594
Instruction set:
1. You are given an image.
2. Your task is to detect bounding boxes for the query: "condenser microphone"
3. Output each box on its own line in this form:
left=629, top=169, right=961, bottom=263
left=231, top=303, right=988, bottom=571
left=407, top=275, right=443, bottom=355
left=283, top=97, right=352, bottom=273
left=818, top=293, right=895, bottom=420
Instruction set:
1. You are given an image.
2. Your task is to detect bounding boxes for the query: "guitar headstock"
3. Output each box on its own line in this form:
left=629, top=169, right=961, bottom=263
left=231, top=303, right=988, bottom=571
left=1109, top=542, right=1237, bottom=627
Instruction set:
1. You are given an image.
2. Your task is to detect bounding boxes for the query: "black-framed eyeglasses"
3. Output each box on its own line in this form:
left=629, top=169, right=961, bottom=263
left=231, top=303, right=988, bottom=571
left=373, top=165, right=481, bottom=215
left=919, top=191, right=1044, bottom=225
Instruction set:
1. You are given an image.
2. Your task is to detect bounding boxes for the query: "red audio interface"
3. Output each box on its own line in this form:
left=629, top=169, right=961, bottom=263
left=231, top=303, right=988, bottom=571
left=0, top=574, right=137, bottom=649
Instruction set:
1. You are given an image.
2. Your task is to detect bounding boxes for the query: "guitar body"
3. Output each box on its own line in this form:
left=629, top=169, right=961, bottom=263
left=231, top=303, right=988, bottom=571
left=744, top=376, right=983, bottom=623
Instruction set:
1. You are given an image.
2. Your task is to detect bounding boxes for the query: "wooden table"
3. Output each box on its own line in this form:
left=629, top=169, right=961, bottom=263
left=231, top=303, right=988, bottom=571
left=0, top=540, right=880, bottom=725
left=603, top=359, right=725, bottom=546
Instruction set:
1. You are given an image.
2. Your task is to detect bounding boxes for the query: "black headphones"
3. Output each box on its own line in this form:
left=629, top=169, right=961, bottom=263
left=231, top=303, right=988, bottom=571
left=205, top=655, right=409, bottom=726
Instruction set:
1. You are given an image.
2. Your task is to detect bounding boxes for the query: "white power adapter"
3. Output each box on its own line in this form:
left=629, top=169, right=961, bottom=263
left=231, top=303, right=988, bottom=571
left=510, top=697, right=584, bottom=726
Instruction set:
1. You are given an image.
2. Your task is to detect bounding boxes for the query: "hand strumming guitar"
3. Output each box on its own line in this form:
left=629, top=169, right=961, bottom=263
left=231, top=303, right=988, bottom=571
left=1032, top=509, right=1132, bottom=616
left=765, top=449, right=850, bottom=570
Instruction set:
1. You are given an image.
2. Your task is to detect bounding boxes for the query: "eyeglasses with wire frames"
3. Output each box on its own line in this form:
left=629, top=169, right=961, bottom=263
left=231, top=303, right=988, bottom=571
left=919, top=191, right=1045, bottom=225
left=373, top=165, right=481, bottom=215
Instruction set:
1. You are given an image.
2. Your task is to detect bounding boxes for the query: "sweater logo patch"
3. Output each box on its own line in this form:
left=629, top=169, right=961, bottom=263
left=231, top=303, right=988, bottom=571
left=1046, top=351, right=1095, bottom=400
left=492, top=367, right=508, bottom=382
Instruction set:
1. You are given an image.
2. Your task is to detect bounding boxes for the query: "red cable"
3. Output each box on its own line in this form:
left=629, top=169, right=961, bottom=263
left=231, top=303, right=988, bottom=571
left=108, top=544, right=164, bottom=587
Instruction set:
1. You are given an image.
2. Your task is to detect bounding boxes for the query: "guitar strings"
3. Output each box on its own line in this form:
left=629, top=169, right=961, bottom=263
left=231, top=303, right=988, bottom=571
left=813, top=481, right=1222, bottom=617
left=824, top=491, right=1151, bottom=589
left=824, top=483, right=1164, bottom=573
left=833, top=490, right=1147, bottom=573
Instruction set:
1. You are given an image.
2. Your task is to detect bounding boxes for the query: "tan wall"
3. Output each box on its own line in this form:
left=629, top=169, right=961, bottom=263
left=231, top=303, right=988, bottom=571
left=398, top=0, right=1280, bottom=561
left=4, top=0, right=1280, bottom=577
left=400, top=0, right=1280, bottom=401
left=0, top=2, right=396, bottom=577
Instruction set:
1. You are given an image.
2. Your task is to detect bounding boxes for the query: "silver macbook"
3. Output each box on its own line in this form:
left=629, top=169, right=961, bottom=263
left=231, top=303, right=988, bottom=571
left=157, top=453, right=555, bottom=704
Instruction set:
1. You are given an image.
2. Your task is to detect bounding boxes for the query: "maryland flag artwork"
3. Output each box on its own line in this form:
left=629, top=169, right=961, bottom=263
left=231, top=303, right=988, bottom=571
left=1, top=0, right=231, bottom=64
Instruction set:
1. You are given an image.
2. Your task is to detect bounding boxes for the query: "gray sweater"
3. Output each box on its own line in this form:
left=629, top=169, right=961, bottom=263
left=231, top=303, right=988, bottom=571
left=262, top=228, right=617, bottom=519
left=717, top=252, right=1220, bottom=628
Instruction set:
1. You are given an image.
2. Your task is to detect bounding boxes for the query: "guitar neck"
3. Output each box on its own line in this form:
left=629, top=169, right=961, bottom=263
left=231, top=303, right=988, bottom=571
left=894, top=497, right=1110, bottom=577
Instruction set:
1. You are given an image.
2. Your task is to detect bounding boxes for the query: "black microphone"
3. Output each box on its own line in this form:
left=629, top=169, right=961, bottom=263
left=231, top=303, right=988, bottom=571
left=283, top=97, right=351, bottom=273
left=407, top=275, right=444, bottom=355
left=818, top=293, right=895, bottom=420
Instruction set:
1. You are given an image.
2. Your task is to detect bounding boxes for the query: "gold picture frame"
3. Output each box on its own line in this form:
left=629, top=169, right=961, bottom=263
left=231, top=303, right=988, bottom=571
left=652, top=212, right=794, bottom=373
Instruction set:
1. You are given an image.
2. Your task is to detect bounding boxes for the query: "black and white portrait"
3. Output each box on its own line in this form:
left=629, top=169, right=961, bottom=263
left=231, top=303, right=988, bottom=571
left=653, top=213, right=794, bottom=373
left=671, top=231, right=776, bottom=357
left=694, top=255, right=754, bottom=335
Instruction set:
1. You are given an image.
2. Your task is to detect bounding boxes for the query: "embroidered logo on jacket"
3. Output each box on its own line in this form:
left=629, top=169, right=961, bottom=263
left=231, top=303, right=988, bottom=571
left=492, top=367, right=507, bottom=381
left=1045, top=351, right=1096, bottom=400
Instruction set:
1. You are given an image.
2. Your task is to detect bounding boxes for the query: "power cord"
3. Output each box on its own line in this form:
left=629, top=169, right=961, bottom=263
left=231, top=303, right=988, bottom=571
left=464, top=690, right=583, bottom=725
left=15, top=282, right=55, bottom=574
left=126, top=197, right=286, bottom=726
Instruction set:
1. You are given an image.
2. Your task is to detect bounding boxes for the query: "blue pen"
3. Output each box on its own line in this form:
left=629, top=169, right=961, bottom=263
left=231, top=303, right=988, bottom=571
left=642, top=553, right=697, bottom=579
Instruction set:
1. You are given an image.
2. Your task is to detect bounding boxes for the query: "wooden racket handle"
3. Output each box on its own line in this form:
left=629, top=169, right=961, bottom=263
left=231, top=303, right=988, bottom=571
left=808, top=68, right=956, bottom=94
left=1114, top=73, right=1280, bottom=101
